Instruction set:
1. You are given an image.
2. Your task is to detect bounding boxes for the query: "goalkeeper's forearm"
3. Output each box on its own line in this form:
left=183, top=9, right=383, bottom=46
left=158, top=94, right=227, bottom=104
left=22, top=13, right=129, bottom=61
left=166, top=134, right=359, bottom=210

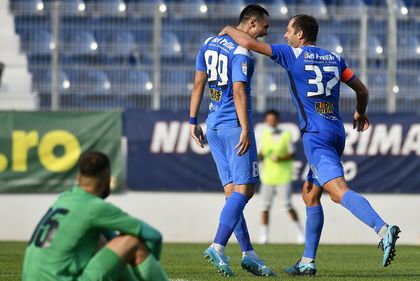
left=138, top=221, right=163, bottom=260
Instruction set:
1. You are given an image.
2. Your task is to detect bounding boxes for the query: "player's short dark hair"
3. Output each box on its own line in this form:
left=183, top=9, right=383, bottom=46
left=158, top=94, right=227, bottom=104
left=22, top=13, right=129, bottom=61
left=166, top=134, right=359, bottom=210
left=290, top=14, right=318, bottom=42
left=264, top=109, right=280, bottom=120
left=79, top=151, right=110, bottom=178
left=239, top=4, right=269, bottom=24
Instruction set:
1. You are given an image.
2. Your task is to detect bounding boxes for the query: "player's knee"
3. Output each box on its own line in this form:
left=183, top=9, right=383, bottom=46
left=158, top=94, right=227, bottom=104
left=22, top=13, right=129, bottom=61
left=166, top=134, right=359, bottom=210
left=328, top=192, right=342, bottom=204
left=301, top=191, right=320, bottom=206
left=118, top=235, right=141, bottom=251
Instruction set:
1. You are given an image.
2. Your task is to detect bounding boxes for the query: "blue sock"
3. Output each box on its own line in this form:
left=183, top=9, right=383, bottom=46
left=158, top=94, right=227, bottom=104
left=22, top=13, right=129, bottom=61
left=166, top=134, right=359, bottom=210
left=341, top=190, right=386, bottom=233
left=233, top=213, right=254, bottom=252
left=303, top=205, right=324, bottom=260
left=214, top=192, right=248, bottom=247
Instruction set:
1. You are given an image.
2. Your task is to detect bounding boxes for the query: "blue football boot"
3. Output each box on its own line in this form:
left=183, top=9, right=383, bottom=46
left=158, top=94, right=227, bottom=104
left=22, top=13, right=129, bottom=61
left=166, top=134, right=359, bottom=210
left=203, top=246, right=234, bottom=277
left=378, top=225, right=401, bottom=267
left=241, top=255, right=276, bottom=277
left=284, top=259, right=316, bottom=276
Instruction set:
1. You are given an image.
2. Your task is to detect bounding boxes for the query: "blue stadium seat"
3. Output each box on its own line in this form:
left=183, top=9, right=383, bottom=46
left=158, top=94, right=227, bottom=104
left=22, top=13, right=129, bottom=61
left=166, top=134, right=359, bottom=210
left=367, top=36, right=384, bottom=59
left=161, top=70, right=192, bottom=95
left=251, top=74, right=279, bottom=95
left=184, top=32, right=214, bottom=62
left=66, top=69, right=111, bottom=95
left=10, top=0, right=45, bottom=15
left=108, top=69, right=153, bottom=95
left=32, top=69, right=70, bottom=93
left=209, top=0, right=245, bottom=18
left=397, top=34, right=419, bottom=60
left=368, top=70, right=387, bottom=93
left=62, top=31, right=98, bottom=55
left=93, top=0, right=127, bottom=16
left=296, top=0, right=328, bottom=17
left=161, top=31, right=183, bottom=59
left=20, top=30, right=52, bottom=55
left=171, top=0, right=209, bottom=19
left=96, top=31, right=136, bottom=57
left=317, top=34, right=343, bottom=54
left=44, top=0, right=89, bottom=16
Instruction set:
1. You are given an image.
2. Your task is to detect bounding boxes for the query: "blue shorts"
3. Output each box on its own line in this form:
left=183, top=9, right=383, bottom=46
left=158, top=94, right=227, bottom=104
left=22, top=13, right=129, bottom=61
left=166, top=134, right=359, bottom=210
left=206, top=126, right=259, bottom=187
left=302, top=131, right=345, bottom=187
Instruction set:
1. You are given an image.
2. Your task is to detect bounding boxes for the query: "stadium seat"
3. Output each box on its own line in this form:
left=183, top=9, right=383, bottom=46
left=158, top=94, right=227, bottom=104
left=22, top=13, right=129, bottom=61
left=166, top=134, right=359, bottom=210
left=397, top=34, right=419, bottom=60
left=107, top=69, right=153, bottom=95
left=20, top=30, right=53, bottom=55
left=57, top=0, right=89, bottom=15
left=96, top=31, right=136, bottom=57
left=161, top=69, right=192, bottom=95
left=251, top=73, right=280, bottom=96
left=66, top=69, right=111, bottom=95
left=32, top=69, right=70, bottom=94
left=170, top=0, right=209, bottom=19
left=295, top=0, right=328, bottom=17
left=160, top=31, right=183, bottom=59
left=62, top=30, right=98, bottom=55
left=317, top=34, right=343, bottom=54
left=183, top=32, right=214, bottom=62
left=209, top=0, right=245, bottom=18
left=10, top=0, right=45, bottom=15
left=93, top=0, right=127, bottom=16
left=367, top=36, right=384, bottom=59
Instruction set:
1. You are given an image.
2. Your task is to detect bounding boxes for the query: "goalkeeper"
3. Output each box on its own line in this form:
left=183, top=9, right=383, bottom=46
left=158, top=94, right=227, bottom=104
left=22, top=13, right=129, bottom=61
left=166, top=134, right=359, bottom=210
left=22, top=151, right=168, bottom=281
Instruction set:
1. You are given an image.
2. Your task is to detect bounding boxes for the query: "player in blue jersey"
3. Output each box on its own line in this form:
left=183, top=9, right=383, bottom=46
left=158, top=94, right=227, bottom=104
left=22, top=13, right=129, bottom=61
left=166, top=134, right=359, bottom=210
left=220, top=14, right=400, bottom=276
left=189, top=4, right=275, bottom=277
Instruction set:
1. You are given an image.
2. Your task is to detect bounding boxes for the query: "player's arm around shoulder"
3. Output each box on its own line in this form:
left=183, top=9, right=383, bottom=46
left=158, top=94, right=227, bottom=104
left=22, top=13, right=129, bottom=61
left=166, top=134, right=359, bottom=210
left=219, top=26, right=272, bottom=57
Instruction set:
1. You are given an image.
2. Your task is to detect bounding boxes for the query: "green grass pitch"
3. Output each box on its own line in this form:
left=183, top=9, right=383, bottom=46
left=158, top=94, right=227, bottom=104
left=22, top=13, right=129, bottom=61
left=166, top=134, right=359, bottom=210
left=1, top=242, right=419, bottom=280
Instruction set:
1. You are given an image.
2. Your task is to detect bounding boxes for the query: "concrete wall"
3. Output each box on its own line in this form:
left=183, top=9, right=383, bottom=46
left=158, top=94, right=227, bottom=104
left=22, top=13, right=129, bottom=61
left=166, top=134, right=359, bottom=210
left=1, top=192, right=419, bottom=245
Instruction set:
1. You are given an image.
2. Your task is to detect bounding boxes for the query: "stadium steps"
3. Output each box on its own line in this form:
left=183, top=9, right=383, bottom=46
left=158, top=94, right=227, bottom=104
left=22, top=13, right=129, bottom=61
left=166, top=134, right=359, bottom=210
left=0, top=0, right=37, bottom=109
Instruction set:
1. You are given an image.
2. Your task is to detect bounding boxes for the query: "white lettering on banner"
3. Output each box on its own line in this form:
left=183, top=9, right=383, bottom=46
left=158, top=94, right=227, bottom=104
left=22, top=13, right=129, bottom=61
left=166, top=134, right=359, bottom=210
left=150, top=121, right=180, bottom=153
left=176, top=122, right=190, bottom=153
left=343, top=123, right=358, bottom=155
left=401, top=124, right=420, bottom=156
left=292, top=161, right=303, bottom=181
left=150, top=121, right=420, bottom=156
left=343, top=161, right=357, bottom=181
left=150, top=122, right=210, bottom=154
left=368, top=124, right=402, bottom=156
left=356, top=127, right=371, bottom=155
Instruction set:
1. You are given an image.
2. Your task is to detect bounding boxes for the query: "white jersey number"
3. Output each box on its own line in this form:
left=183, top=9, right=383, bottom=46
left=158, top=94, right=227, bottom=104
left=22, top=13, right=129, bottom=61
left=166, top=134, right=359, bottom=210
left=305, top=65, right=339, bottom=97
left=204, top=50, right=228, bottom=86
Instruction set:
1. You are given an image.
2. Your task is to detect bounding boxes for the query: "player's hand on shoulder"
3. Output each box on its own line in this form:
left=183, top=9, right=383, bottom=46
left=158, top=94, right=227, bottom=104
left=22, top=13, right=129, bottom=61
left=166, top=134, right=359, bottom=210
left=190, top=124, right=205, bottom=148
left=353, top=111, right=370, bottom=132
left=219, top=26, right=234, bottom=36
left=235, top=129, right=250, bottom=156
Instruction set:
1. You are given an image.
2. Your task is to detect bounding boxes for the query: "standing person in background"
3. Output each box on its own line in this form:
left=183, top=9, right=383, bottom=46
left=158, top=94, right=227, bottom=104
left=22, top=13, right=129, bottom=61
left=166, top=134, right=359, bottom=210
left=257, top=109, right=304, bottom=245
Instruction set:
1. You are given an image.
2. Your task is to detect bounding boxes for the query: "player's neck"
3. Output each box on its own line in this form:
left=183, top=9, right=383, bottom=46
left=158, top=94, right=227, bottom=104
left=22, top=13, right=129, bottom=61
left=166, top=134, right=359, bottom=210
left=236, top=24, right=254, bottom=38
left=301, top=41, right=316, bottom=47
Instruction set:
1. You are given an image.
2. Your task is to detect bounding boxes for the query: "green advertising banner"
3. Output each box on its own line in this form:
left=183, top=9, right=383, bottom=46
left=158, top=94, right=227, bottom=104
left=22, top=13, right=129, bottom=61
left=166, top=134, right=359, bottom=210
left=0, top=111, right=123, bottom=192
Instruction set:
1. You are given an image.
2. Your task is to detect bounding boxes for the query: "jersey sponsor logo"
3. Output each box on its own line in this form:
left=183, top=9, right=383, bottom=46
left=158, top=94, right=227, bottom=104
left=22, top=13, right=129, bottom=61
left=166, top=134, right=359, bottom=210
left=210, top=37, right=235, bottom=51
left=316, top=101, right=334, bottom=114
left=241, top=61, right=248, bottom=75
left=209, top=88, right=222, bottom=102
left=209, top=102, right=219, bottom=111
left=304, top=52, right=335, bottom=62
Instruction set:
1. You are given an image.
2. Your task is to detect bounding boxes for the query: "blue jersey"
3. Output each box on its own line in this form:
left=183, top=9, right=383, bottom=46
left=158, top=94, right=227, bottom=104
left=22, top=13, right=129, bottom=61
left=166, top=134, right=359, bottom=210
left=270, top=44, right=355, bottom=134
left=196, top=35, right=255, bottom=129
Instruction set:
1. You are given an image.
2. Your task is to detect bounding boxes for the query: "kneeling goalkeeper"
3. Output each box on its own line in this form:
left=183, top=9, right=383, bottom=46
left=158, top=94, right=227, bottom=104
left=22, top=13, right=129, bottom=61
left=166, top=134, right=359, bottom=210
left=22, top=151, right=168, bottom=281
